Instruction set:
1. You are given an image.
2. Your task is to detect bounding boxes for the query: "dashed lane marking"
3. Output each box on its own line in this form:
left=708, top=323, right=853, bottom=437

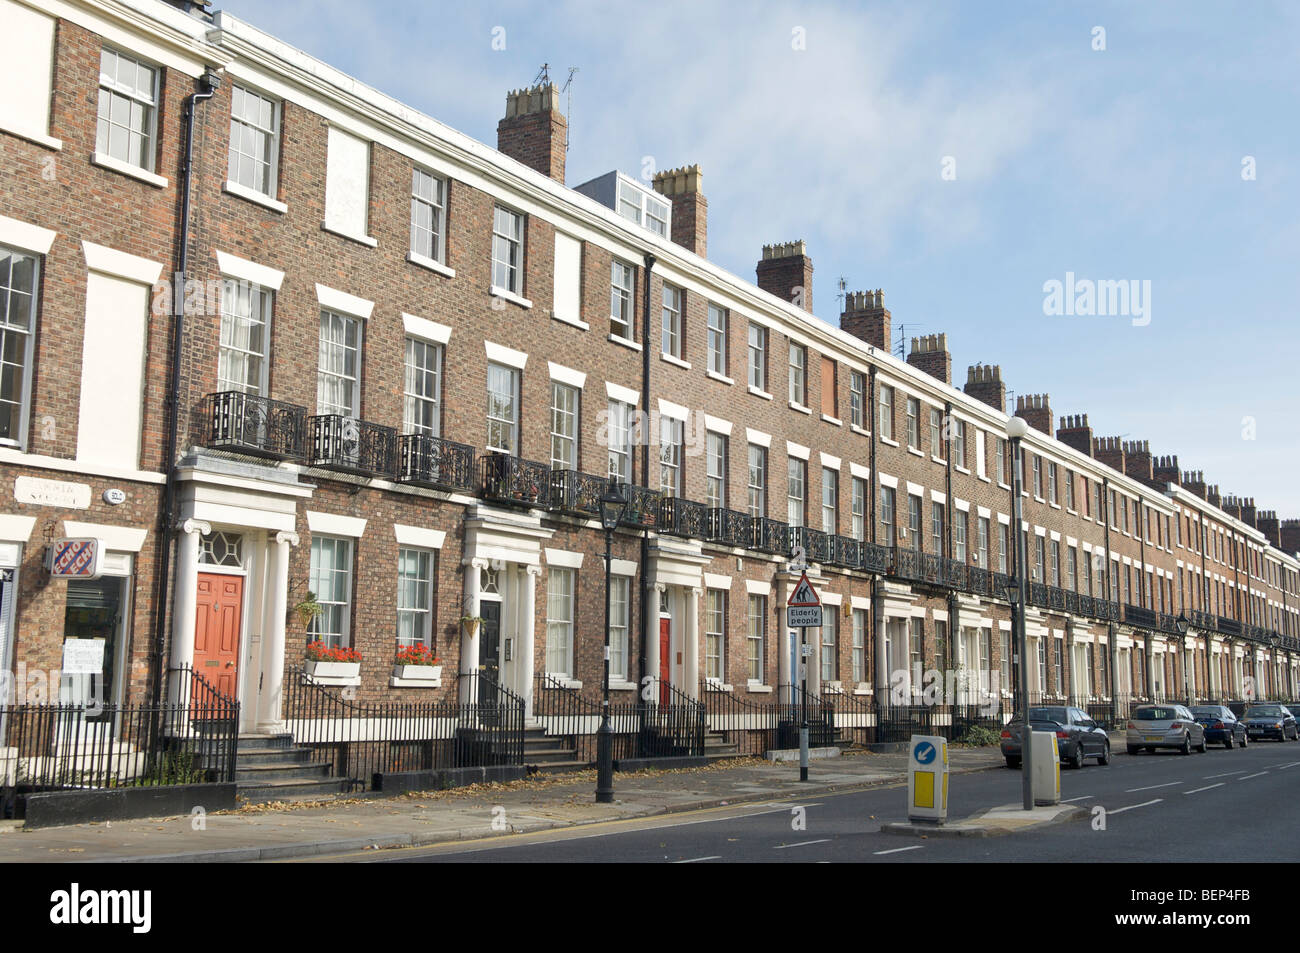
left=1108, top=799, right=1163, bottom=815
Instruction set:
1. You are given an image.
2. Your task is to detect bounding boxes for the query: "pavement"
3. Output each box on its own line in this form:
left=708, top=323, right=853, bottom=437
left=0, top=746, right=1007, bottom=863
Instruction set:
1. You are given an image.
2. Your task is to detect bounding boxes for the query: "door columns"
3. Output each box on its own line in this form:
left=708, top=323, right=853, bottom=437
left=258, top=530, right=298, bottom=730
left=460, top=557, right=489, bottom=706
left=645, top=581, right=666, bottom=691
left=169, top=519, right=210, bottom=704
left=520, top=564, right=541, bottom=717
left=684, top=587, right=701, bottom=698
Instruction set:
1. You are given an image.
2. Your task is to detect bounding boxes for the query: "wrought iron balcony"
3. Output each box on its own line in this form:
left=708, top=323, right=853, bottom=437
left=966, top=566, right=993, bottom=598
left=1123, top=604, right=1157, bottom=630
left=1029, top=581, right=1049, bottom=609
left=1047, top=585, right=1066, bottom=611
left=1217, top=616, right=1242, bottom=637
left=617, top=484, right=661, bottom=529
left=203, top=391, right=306, bottom=461
left=860, top=541, right=892, bottom=574
left=827, top=535, right=857, bottom=568
left=549, top=469, right=608, bottom=518
left=790, top=526, right=832, bottom=565
left=751, top=517, right=791, bottom=556
left=944, top=558, right=969, bottom=591
left=1063, top=589, right=1080, bottom=616
left=309, top=414, right=397, bottom=478
left=991, top=571, right=1014, bottom=598
left=397, top=433, right=474, bottom=492
left=660, top=496, right=709, bottom=538
left=892, top=547, right=920, bottom=581
left=479, top=453, right=551, bottom=508
left=706, top=508, right=754, bottom=548
left=1077, top=594, right=1096, bottom=619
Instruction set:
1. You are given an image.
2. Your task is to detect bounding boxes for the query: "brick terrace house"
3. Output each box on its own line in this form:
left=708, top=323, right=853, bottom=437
left=1, top=0, right=1298, bottom=749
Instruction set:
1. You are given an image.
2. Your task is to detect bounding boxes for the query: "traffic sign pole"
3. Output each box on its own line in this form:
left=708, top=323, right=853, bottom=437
left=800, top=625, right=809, bottom=782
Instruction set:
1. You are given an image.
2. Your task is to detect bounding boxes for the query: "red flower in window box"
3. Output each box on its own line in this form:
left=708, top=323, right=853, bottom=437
left=305, top=641, right=362, bottom=663
left=395, top=644, right=441, bottom=666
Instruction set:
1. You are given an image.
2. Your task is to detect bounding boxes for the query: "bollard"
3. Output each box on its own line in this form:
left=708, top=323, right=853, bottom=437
left=1030, top=730, right=1061, bottom=806
left=907, top=734, right=949, bottom=824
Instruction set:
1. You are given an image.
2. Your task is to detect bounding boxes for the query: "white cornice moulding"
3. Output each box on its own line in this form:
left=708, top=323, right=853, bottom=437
left=316, top=283, right=374, bottom=319
left=611, top=558, right=637, bottom=576
left=849, top=462, right=870, bottom=480
left=703, top=572, right=732, bottom=590
left=402, top=312, right=452, bottom=345
left=216, top=250, right=285, bottom=290
left=306, top=511, right=366, bottom=537
left=544, top=548, right=584, bottom=569
left=746, top=428, right=771, bottom=449
left=0, top=214, right=56, bottom=255
left=878, top=473, right=899, bottom=489
left=819, top=452, right=841, bottom=470
left=63, top=521, right=147, bottom=553
left=548, top=362, right=586, bottom=389
left=81, top=241, right=162, bottom=285
left=746, top=579, right=772, bottom=595
left=394, top=524, right=445, bottom=550
left=605, top=381, right=640, bottom=406
left=786, top=441, right=810, bottom=461
left=657, top=398, right=689, bottom=422
left=485, top=340, right=528, bottom=369
left=704, top=415, right=733, bottom=437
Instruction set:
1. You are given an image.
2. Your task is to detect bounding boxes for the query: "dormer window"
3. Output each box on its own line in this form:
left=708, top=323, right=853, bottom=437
left=617, top=180, right=670, bottom=237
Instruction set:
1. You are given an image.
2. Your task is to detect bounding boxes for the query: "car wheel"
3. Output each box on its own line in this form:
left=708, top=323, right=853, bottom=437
left=1098, top=742, right=1110, bottom=765
left=1197, top=735, right=1207, bottom=753
left=1006, top=756, right=1021, bottom=769
left=1126, top=745, right=1139, bottom=756
left=1224, top=736, right=1233, bottom=749
left=1072, top=743, right=1086, bottom=769
left=1241, top=733, right=1248, bottom=749
left=1180, top=734, right=1191, bottom=756
left=1144, top=746, right=1155, bottom=753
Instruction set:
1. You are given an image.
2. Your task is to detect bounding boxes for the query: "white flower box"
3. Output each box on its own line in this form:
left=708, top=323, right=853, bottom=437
left=389, top=664, right=443, bottom=688
left=303, top=660, right=361, bottom=687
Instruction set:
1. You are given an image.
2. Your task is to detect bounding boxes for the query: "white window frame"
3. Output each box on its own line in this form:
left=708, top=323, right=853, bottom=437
left=787, top=457, right=806, bottom=528
left=218, top=279, right=272, bottom=396
left=403, top=337, right=442, bottom=437
left=851, top=477, right=866, bottom=541
left=610, top=259, right=634, bottom=340
left=607, top=399, right=633, bottom=484
left=705, top=589, right=726, bottom=681
left=308, top=535, right=353, bottom=649
left=747, top=594, right=767, bottom=683
left=747, top=444, right=767, bottom=517
left=550, top=380, right=579, bottom=471
left=545, top=568, right=575, bottom=677
left=850, top=371, right=865, bottom=429
left=879, top=385, right=893, bottom=441
left=316, top=309, right=361, bottom=417
left=492, top=205, right=524, bottom=295
left=661, top=283, right=682, bottom=357
left=748, top=323, right=767, bottom=391
left=610, top=573, right=630, bottom=680
left=788, top=342, right=806, bottom=405
left=707, top=302, right=728, bottom=375
left=906, top=397, right=920, bottom=450
left=486, top=361, right=520, bottom=454
left=228, top=84, right=280, bottom=198
left=659, top=413, right=683, bottom=496
left=410, top=167, right=446, bottom=264
left=0, top=245, right=40, bottom=448
left=821, top=467, right=838, bottom=535
left=96, top=47, right=158, bottom=172
left=706, top=431, right=727, bottom=509
left=396, top=546, right=435, bottom=649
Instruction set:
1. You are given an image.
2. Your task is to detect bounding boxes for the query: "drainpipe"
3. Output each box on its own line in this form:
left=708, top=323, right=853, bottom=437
left=148, top=68, right=221, bottom=708
left=867, top=366, right=879, bottom=695
left=637, top=253, right=655, bottom=690
left=943, top=401, right=956, bottom=695
left=1103, top=477, right=1119, bottom=705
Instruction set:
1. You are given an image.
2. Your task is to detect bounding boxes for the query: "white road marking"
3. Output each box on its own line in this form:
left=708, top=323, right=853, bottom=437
left=673, top=856, right=721, bottom=863
left=1184, top=783, right=1225, bottom=794
left=1108, top=799, right=1163, bottom=815
left=775, top=839, right=830, bottom=850
left=1275, top=761, right=1300, bottom=770
left=1204, top=770, right=1247, bottom=779
left=873, top=845, right=924, bottom=855
left=1062, top=795, right=1094, bottom=802
left=1125, top=781, right=1182, bottom=793
left=1239, top=771, right=1269, bottom=780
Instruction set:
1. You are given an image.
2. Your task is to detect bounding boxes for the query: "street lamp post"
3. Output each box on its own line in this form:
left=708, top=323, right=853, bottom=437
left=1006, top=415, right=1034, bottom=811
left=596, top=481, right=628, bottom=804
left=1175, top=613, right=1190, bottom=702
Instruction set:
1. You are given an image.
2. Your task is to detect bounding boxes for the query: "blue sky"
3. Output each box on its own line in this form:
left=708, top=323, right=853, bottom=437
left=224, top=0, right=1300, bottom=521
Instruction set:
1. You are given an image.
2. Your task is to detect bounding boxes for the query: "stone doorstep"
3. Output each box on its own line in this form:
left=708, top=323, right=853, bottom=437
left=879, top=802, right=1087, bottom=838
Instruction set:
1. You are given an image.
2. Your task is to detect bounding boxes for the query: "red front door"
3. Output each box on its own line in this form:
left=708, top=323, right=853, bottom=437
left=659, top=618, right=671, bottom=703
left=193, top=573, right=243, bottom=700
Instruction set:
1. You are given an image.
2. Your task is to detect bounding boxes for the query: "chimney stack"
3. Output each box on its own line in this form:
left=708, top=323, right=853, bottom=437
left=840, top=290, right=891, bottom=351
left=1123, top=440, right=1153, bottom=484
left=1282, top=520, right=1300, bottom=556
left=756, top=241, right=813, bottom=312
left=964, top=364, right=1006, bottom=413
left=1258, top=511, right=1282, bottom=548
left=1056, top=415, right=1094, bottom=457
left=497, top=83, right=567, bottom=184
left=652, top=165, right=707, bottom=257
left=1014, top=394, right=1053, bottom=435
left=1240, top=497, right=1257, bottom=528
left=1183, top=470, right=1207, bottom=500
left=907, top=334, right=952, bottom=385
left=1207, top=485, right=1222, bottom=509
left=1153, top=454, right=1180, bottom=487
left=1093, top=436, right=1127, bottom=476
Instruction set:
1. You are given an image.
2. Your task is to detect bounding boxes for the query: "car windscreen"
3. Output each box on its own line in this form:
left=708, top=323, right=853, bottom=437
left=1133, top=707, right=1179, bottom=721
left=1245, top=707, right=1283, bottom=718
left=1028, top=708, right=1068, bottom=724
left=1190, top=708, right=1222, bottom=718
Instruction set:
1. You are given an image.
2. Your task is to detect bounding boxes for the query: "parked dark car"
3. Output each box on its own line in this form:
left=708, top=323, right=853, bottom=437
left=1000, top=706, right=1111, bottom=769
left=1242, top=704, right=1298, bottom=741
left=1190, top=705, right=1249, bottom=749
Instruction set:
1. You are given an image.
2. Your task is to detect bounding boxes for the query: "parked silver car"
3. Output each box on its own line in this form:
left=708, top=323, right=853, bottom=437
left=1126, top=704, right=1207, bottom=755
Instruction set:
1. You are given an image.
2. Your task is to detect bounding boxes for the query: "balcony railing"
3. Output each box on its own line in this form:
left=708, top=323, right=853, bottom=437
left=1123, top=604, right=1158, bottom=630
left=944, top=559, right=968, bottom=591
left=479, top=454, right=550, bottom=507
left=203, top=391, right=306, bottom=460
left=549, top=469, right=608, bottom=518
left=618, top=484, right=662, bottom=529
left=791, top=525, right=832, bottom=565
left=752, top=517, right=792, bottom=556
left=660, top=496, right=710, bottom=538
left=309, top=414, right=397, bottom=478
left=397, top=433, right=475, bottom=492
left=707, top=508, right=754, bottom=548
left=860, top=541, right=892, bottom=574
left=967, top=565, right=993, bottom=598
left=1217, top=616, right=1243, bottom=637
left=828, top=535, right=857, bottom=568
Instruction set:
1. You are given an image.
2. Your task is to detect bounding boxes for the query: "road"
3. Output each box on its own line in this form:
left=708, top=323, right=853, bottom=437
left=294, top=739, right=1300, bottom=863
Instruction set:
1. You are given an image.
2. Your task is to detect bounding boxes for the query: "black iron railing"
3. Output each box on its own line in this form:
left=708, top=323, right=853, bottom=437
left=707, top=508, right=754, bottom=548
left=791, top=526, right=833, bottom=565
left=479, top=453, right=551, bottom=507
left=548, top=469, right=608, bottom=517
left=775, top=684, right=836, bottom=748
left=203, top=391, right=307, bottom=460
left=944, top=558, right=969, bottom=591
left=618, top=484, right=662, bottom=529
left=660, top=497, right=710, bottom=539
left=835, top=536, right=864, bottom=570
left=700, top=682, right=778, bottom=757
left=397, top=433, right=475, bottom=492
left=281, top=667, right=523, bottom=792
left=1123, top=604, right=1158, bottom=630
left=531, top=675, right=704, bottom=762
left=309, top=414, right=398, bottom=478
left=1, top=666, right=238, bottom=819
left=860, top=542, right=892, bottom=574
left=752, top=517, right=791, bottom=556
